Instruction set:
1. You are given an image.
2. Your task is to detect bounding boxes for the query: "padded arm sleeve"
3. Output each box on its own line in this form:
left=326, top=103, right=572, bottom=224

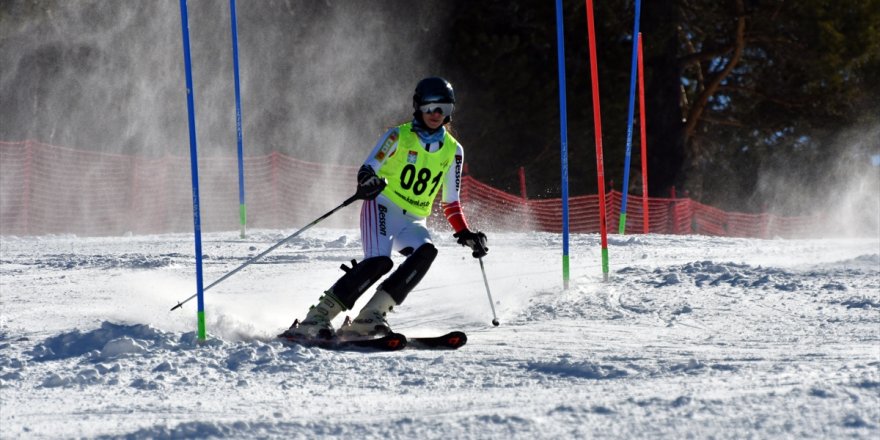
left=441, top=144, right=469, bottom=233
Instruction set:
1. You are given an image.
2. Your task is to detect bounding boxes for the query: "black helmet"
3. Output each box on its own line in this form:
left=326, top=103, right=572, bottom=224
left=413, top=77, right=455, bottom=124
left=413, top=77, right=455, bottom=108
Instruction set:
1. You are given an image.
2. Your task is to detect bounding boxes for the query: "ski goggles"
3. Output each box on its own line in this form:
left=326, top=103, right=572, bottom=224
left=419, top=102, right=454, bottom=116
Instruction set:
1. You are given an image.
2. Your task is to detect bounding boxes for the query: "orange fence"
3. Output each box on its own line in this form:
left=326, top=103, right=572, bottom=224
left=0, top=140, right=822, bottom=237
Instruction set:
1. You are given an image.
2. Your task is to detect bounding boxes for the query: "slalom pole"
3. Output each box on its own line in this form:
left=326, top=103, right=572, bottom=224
left=585, top=0, right=610, bottom=281
left=617, top=0, right=642, bottom=235
left=478, top=257, right=500, bottom=326
left=638, top=33, right=650, bottom=234
left=170, top=193, right=362, bottom=311
left=178, top=0, right=207, bottom=341
left=229, top=0, right=247, bottom=239
left=554, top=0, right=571, bottom=290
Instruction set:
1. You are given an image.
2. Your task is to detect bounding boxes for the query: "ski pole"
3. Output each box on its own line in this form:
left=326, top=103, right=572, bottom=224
left=478, top=257, right=500, bottom=326
left=170, top=192, right=361, bottom=311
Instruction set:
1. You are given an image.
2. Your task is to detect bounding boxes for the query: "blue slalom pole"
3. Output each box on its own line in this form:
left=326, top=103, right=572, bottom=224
left=179, top=0, right=207, bottom=341
left=555, top=0, right=571, bottom=289
left=617, top=0, right=642, bottom=234
left=229, top=0, right=247, bottom=239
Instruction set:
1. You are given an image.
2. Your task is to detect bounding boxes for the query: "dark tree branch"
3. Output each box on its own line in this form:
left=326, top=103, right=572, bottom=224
left=683, top=0, right=747, bottom=145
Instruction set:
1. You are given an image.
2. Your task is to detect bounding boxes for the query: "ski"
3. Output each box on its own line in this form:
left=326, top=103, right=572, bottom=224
left=405, top=331, right=467, bottom=350
left=333, top=315, right=465, bottom=350
left=278, top=332, right=407, bottom=352
left=278, top=331, right=465, bottom=351
left=277, top=317, right=465, bottom=351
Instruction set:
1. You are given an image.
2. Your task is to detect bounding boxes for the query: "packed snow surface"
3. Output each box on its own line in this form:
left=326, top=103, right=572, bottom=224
left=1, top=228, right=878, bottom=439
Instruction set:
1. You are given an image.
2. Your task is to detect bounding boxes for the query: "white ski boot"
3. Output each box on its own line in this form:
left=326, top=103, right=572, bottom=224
left=340, top=290, right=396, bottom=337
left=281, top=292, right=343, bottom=340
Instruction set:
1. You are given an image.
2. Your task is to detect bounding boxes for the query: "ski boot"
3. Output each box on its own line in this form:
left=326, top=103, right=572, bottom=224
left=338, top=290, right=396, bottom=338
left=279, top=292, right=343, bottom=341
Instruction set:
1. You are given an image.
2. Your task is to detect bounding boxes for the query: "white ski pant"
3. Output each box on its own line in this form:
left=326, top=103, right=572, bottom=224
left=360, top=194, right=432, bottom=258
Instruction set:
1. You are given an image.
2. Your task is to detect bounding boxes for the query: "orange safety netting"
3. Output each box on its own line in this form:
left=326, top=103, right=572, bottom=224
left=0, top=140, right=822, bottom=237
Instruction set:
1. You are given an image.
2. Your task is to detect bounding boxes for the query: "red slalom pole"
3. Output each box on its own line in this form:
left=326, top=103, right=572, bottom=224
left=638, top=33, right=649, bottom=234
left=585, top=0, right=609, bottom=281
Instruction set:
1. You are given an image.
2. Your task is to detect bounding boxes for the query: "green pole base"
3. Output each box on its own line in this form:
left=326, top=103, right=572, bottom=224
left=618, top=213, right=627, bottom=235
left=197, top=310, right=206, bottom=342
left=562, top=254, right=570, bottom=290
left=239, top=204, right=247, bottom=239
left=601, top=247, right=609, bottom=282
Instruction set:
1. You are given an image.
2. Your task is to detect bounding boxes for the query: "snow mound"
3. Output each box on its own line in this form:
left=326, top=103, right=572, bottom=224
left=29, top=322, right=179, bottom=361
left=525, top=358, right=630, bottom=379
left=24, top=253, right=181, bottom=270
left=100, top=337, right=147, bottom=358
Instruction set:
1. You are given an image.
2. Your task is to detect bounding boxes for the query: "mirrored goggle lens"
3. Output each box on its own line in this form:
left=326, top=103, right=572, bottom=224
left=419, top=102, right=454, bottom=115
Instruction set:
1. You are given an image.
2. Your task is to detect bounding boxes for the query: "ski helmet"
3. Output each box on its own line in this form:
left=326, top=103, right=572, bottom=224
left=413, top=77, right=455, bottom=107
left=413, top=77, right=455, bottom=123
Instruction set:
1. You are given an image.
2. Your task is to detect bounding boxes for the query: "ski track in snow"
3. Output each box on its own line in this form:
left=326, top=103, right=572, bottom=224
left=1, top=229, right=878, bottom=439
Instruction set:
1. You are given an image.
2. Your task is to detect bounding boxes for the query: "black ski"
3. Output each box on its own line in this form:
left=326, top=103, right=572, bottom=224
left=278, top=332, right=407, bottom=351
left=405, top=331, right=467, bottom=350
left=277, top=324, right=466, bottom=351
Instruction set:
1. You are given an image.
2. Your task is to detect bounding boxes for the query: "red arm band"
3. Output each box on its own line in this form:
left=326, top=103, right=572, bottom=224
left=442, top=201, right=469, bottom=233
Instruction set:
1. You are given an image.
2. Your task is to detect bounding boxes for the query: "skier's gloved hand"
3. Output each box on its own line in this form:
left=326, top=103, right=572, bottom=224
left=454, top=229, right=488, bottom=258
left=356, top=165, right=386, bottom=200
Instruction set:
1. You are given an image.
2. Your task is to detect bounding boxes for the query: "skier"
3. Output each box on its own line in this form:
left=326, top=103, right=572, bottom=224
left=282, top=77, right=488, bottom=341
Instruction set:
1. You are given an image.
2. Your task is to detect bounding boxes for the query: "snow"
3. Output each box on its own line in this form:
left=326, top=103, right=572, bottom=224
left=1, top=228, right=878, bottom=438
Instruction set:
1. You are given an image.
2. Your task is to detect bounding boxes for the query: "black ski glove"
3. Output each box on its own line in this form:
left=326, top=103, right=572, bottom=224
left=454, top=229, right=488, bottom=258
left=356, top=165, right=386, bottom=200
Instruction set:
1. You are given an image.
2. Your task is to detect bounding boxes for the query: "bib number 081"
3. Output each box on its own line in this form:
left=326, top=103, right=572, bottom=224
left=400, top=164, right=443, bottom=196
